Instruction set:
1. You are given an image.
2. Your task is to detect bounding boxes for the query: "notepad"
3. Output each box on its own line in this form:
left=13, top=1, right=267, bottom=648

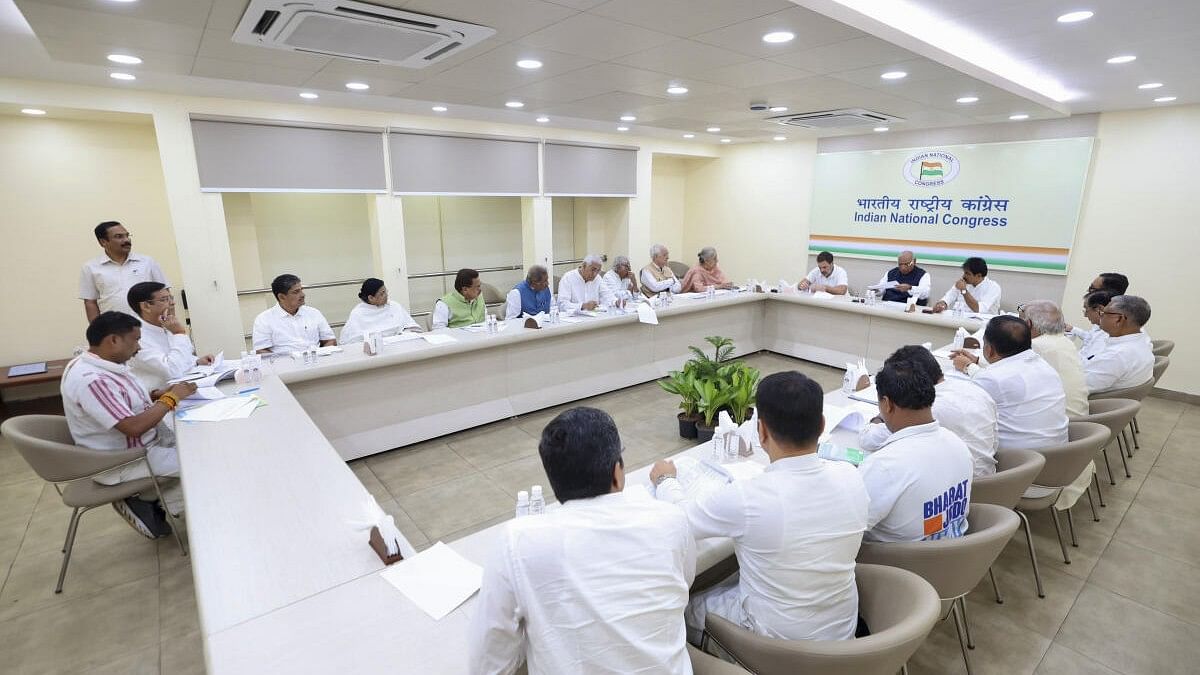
left=6, top=362, right=47, bottom=377
left=380, top=542, right=483, bottom=620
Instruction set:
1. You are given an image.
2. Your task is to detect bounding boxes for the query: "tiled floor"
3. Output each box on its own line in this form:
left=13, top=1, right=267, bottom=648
left=1, top=351, right=1198, bottom=673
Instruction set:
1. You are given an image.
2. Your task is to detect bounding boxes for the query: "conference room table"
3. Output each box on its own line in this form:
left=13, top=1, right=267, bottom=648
left=175, top=290, right=988, bottom=674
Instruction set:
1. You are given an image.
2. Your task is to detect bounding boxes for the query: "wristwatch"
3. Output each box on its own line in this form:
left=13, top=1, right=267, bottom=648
left=653, top=473, right=677, bottom=486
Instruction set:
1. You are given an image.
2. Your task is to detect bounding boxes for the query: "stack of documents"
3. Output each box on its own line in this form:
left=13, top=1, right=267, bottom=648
left=177, top=395, right=264, bottom=422
left=380, top=542, right=483, bottom=620
left=819, top=404, right=872, bottom=442
left=664, top=456, right=764, bottom=501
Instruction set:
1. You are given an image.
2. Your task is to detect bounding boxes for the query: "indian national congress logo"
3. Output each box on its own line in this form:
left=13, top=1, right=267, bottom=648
left=903, top=150, right=960, bottom=187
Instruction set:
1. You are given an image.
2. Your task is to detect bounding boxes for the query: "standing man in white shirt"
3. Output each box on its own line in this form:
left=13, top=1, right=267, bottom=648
left=557, top=254, right=614, bottom=313
left=932, top=257, right=1001, bottom=315
left=860, top=346, right=999, bottom=477
left=641, top=244, right=682, bottom=296
left=1084, top=295, right=1155, bottom=392
left=877, top=250, right=932, bottom=304
left=126, top=282, right=214, bottom=392
left=649, top=371, right=869, bottom=644
left=79, top=221, right=168, bottom=321
left=470, top=407, right=696, bottom=675
left=799, top=251, right=849, bottom=295
left=952, top=316, right=1069, bottom=449
left=251, top=274, right=336, bottom=353
left=859, top=358, right=974, bottom=542
left=61, top=312, right=196, bottom=537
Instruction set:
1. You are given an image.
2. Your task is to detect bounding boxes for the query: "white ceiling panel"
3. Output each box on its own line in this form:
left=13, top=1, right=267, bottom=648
left=191, top=57, right=323, bottom=88
left=613, top=39, right=753, bottom=80
left=543, top=91, right=672, bottom=118
left=38, top=39, right=196, bottom=76
left=769, top=36, right=918, bottom=76
left=507, top=63, right=667, bottom=103
left=697, top=59, right=815, bottom=88
left=516, top=13, right=677, bottom=61
left=692, top=7, right=865, bottom=59
left=15, top=0, right=215, bottom=29
left=541, top=0, right=608, bottom=10
left=429, top=44, right=596, bottom=93
left=206, top=0, right=255, bottom=32
left=383, top=81, right=493, bottom=106
left=197, top=28, right=334, bottom=70
left=15, top=2, right=203, bottom=56
left=828, top=58, right=963, bottom=89
left=587, top=0, right=792, bottom=39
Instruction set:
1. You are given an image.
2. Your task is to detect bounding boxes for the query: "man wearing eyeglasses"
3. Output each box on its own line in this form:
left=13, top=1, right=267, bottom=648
left=1084, top=295, right=1155, bottom=392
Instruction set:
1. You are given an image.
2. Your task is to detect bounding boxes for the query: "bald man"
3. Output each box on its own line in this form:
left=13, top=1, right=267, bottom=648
left=877, top=251, right=931, bottom=304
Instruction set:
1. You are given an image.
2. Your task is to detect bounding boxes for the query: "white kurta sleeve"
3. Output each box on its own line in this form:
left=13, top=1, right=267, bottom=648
left=640, top=269, right=679, bottom=294
left=596, top=279, right=615, bottom=308
left=681, top=482, right=747, bottom=541
left=469, top=534, right=526, bottom=675
left=977, top=281, right=1001, bottom=314
left=251, top=313, right=273, bottom=352
left=558, top=274, right=583, bottom=314
left=1083, top=351, right=1126, bottom=392
left=915, top=271, right=932, bottom=300
left=78, top=264, right=98, bottom=301
left=431, top=301, right=450, bottom=330
left=133, top=333, right=197, bottom=383
left=858, top=422, right=890, bottom=451
left=832, top=266, right=849, bottom=289
left=147, top=258, right=168, bottom=285
left=338, top=309, right=364, bottom=345
left=315, top=311, right=335, bottom=342
left=940, top=285, right=960, bottom=306
left=504, top=289, right=522, bottom=320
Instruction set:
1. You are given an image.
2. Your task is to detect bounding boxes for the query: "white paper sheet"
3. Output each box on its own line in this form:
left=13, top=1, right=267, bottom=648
left=636, top=303, right=658, bottom=325
left=420, top=333, right=457, bottom=345
left=379, top=541, right=483, bottom=620
left=819, top=404, right=869, bottom=442
left=177, top=395, right=260, bottom=422
left=868, top=281, right=899, bottom=291
left=381, top=332, right=423, bottom=346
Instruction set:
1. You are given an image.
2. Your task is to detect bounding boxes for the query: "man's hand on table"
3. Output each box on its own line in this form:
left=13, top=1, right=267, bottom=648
left=650, top=459, right=677, bottom=484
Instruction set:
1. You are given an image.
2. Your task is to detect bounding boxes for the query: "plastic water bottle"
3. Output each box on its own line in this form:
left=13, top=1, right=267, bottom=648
left=953, top=297, right=966, bottom=318
left=549, top=303, right=559, bottom=325
left=953, top=327, right=968, bottom=350
left=706, top=284, right=715, bottom=300
left=515, top=490, right=530, bottom=518
left=712, top=428, right=726, bottom=462
left=529, top=485, right=545, bottom=515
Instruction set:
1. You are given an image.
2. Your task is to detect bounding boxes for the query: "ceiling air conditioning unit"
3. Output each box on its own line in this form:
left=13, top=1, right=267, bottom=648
left=770, top=108, right=904, bottom=129
left=232, top=0, right=496, bottom=68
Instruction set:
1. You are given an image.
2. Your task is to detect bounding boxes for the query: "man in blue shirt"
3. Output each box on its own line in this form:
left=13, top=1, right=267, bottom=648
left=504, top=265, right=552, bottom=319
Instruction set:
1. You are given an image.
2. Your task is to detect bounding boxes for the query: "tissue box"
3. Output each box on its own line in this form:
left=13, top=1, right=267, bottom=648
left=369, top=526, right=405, bottom=565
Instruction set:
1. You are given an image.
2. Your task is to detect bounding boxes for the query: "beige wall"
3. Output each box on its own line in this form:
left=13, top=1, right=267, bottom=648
left=650, top=156, right=689, bottom=261
left=1065, top=104, right=1200, bottom=394
left=0, top=114, right=180, bottom=363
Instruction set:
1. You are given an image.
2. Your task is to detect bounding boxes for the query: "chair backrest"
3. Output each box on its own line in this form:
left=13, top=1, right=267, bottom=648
left=856, top=503, right=1019, bottom=600
left=668, top=260, right=690, bottom=280
left=688, top=644, right=749, bottom=675
left=479, top=282, right=504, bottom=305
left=970, top=448, right=1045, bottom=509
left=1152, top=355, right=1170, bottom=384
left=704, top=564, right=939, bottom=675
left=1071, top=398, right=1140, bottom=441
left=1029, top=421, right=1110, bottom=488
left=1151, top=339, right=1174, bottom=357
left=0, top=415, right=145, bottom=483
left=1089, top=377, right=1155, bottom=403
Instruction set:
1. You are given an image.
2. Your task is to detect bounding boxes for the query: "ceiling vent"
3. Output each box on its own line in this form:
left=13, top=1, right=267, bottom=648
left=232, top=0, right=496, bottom=68
left=769, top=108, right=905, bottom=128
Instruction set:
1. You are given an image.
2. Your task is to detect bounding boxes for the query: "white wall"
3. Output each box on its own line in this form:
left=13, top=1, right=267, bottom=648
left=650, top=156, right=690, bottom=261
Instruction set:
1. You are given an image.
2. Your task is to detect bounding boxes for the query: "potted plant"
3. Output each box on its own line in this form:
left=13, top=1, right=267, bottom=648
left=658, top=365, right=701, bottom=438
left=723, top=362, right=760, bottom=425
left=694, top=376, right=733, bottom=443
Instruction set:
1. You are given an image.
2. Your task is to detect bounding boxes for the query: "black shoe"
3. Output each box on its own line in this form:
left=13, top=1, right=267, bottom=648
left=112, top=498, right=156, bottom=539
left=129, top=497, right=171, bottom=538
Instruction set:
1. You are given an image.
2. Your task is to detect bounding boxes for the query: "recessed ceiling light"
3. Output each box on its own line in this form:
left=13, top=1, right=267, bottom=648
left=762, top=31, right=795, bottom=44
left=516, top=59, right=543, bottom=70
left=299, top=92, right=319, bottom=100
left=768, top=106, right=788, bottom=112
left=720, top=138, right=732, bottom=143
left=1137, top=82, right=1163, bottom=89
left=1106, top=55, right=1136, bottom=64
left=536, top=116, right=550, bottom=123
left=956, top=96, right=979, bottom=104
left=617, top=126, right=629, bottom=131
left=505, top=100, right=524, bottom=108
left=109, top=72, right=136, bottom=81
left=683, top=133, right=695, bottom=138
left=881, top=71, right=907, bottom=80
left=431, top=105, right=448, bottom=112
left=873, top=126, right=889, bottom=132
left=106, top=54, right=142, bottom=65
left=619, top=115, right=636, bottom=122
left=706, top=126, right=720, bottom=132
left=773, top=136, right=786, bottom=141
left=345, top=82, right=369, bottom=90
left=1154, top=96, right=1177, bottom=103
left=21, top=108, right=46, bottom=115
left=1056, top=10, right=1094, bottom=23
left=667, top=84, right=689, bottom=95
left=1009, top=113, right=1030, bottom=120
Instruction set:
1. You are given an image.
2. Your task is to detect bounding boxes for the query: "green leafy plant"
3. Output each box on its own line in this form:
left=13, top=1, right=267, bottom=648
left=723, top=363, right=760, bottom=425
left=696, top=377, right=735, bottom=426
left=657, top=365, right=700, bottom=417
left=664, top=336, right=760, bottom=428
left=687, top=336, right=736, bottom=381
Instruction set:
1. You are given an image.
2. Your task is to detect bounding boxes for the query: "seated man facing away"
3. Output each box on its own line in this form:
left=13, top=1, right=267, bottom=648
left=126, top=281, right=213, bottom=392
left=504, top=265, right=552, bottom=319
left=952, top=316, right=1069, bottom=449
left=433, top=268, right=486, bottom=329
left=679, top=246, right=734, bottom=293
left=860, top=346, right=999, bottom=477
left=932, top=256, right=1001, bottom=315
left=602, top=255, right=640, bottom=299
left=470, top=407, right=695, bottom=675
left=1067, top=290, right=1114, bottom=360
left=642, top=243, right=682, bottom=296
left=1084, top=295, right=1155, bottom=393
left=61, top=312, right=197, bottom=538
left=878, top=250, right=931, bottom=304
left=557, top=255, right=614, bottom=313
left=338, top=278, right=421, bottom=344
left=859, top=359, right=974, bottom=542
left=650, top=372, right=869, bottom=644
left=799, top=250, right=849, bottom=295
left=252, top=274, right=336, bottom=353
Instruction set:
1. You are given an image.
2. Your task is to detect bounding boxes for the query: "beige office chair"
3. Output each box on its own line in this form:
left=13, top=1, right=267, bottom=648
left=1090, top=377, right=1155, bottom=452
left=688, top=644, right=749, bottom=675
left=1016, top=422, right=1109, bottom=590
left=668, top=260, right=691, bottom=281
left=0, top=415, right=186, bottom=593
left=970, top=448, right=1045, bottom=601
left=702, top=564, right=940, bottom=675
left=856, top=504, right=1018, bottom=675
left=1152, top=355, right=1170, bottom=385
left=1150, top=339, right=1174, bottom=357
left=1071, top=399, right=1140, bottom=485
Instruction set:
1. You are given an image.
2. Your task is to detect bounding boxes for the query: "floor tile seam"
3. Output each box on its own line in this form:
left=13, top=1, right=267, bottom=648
left=0, top=497, right=42, bottom=597
left=1087, top=580, right=1200, bottom=631
left=1038, top=640, right=1132, bottom=675
left=377, top=465, right=488, bottom=502
left=0, top=560, right=166, bottom=623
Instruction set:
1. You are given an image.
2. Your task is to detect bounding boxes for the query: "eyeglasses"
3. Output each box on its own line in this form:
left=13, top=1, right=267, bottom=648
left=1097, top=309, right=1126, bottom=319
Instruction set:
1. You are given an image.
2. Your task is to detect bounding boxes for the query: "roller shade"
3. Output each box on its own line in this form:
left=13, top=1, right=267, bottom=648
left=543, top=142, right=637, bottom=196
left=191, top=120, right=386, bottom=192
left=389, top=132, right=539, bottom=195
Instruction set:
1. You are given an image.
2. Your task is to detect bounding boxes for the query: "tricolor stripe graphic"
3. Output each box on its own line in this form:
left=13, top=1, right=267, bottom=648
left=808, top=234, right=1069, bottom=274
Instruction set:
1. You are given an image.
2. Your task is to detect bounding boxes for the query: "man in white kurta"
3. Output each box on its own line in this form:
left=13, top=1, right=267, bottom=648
left=1084, top=295, right=1155, bottom=392
left=858, top=359, right=974, bottom=542
left=1024, top=302, right=1089, bottom=418
left=651, top=372, right=869, bottom=644
left=126, top=282, right=213, bottom=391
left=800, top=251, right=849, bottom=294
left=252, top=274, right=335, bottom=353
left=557, top=255, right=614, bottom=313
left=860, top=346, right=998, bottom=477
left=470, top=407, right=695, bottom=675
left=933, top=256, right=1001, bottom=315
left=954, top=316, right=1069, bottom=450
left=602, top=255, right=639, bottom=300
left=79, top=221, right=168, bottom=321
left=642, top=244, right=682, bottom=296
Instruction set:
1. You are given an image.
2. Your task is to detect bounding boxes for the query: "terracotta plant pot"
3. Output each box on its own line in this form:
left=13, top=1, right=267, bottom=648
left=677, top=413, right=699, bottom=439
